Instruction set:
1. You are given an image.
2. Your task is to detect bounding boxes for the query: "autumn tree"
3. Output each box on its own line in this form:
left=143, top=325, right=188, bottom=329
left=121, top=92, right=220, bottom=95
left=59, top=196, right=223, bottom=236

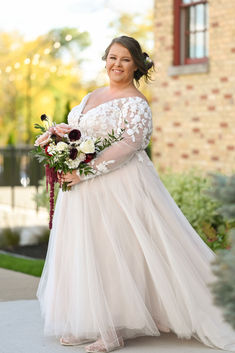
left=0, top=28, right=90, bottom=145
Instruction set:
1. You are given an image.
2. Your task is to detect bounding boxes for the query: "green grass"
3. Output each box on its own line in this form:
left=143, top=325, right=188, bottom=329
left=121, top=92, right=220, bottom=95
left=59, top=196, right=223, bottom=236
left=0, top=253, right=44, bottom=277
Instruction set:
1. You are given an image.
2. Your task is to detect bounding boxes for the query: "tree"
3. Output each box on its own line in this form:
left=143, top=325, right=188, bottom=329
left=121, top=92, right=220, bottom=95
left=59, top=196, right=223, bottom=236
left=0, top=28, right=91, bottom=145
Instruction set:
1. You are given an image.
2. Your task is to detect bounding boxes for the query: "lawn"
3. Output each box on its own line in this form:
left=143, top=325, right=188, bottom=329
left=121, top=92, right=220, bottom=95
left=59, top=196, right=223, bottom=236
left=0, top=253, right=44, bottom=277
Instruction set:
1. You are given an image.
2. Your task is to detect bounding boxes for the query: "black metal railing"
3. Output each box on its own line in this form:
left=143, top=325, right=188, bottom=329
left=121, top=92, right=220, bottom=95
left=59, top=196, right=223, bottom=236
left=0, top=146, right=45, bottom=209
left=0, top=146, right=44, bottom=187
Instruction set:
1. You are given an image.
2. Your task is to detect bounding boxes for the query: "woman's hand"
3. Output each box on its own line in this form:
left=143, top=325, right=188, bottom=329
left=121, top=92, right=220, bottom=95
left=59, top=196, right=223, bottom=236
left=58, top=170, right=81, bottom=187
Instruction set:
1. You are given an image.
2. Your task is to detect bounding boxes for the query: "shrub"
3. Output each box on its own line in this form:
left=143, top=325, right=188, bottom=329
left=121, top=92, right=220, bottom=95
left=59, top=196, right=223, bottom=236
left=145, top=139, right=152, bottom=160
left=207, top=174, right=235, bottom=330
left=159, top=170, right=231, bottom=251
left=0, top=228, right=20, bottom=250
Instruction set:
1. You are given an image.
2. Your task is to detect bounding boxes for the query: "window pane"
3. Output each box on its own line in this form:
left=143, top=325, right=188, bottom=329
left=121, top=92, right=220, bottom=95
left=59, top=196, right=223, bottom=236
left=190, top=33, right=196, bottom=58
left=189, top=5, right=195, bottom=31
left=195, top=4, right=205, bottom=30
left=195, top=32, right=204, bottom=57
left=186, top=33, right=196, bottom=58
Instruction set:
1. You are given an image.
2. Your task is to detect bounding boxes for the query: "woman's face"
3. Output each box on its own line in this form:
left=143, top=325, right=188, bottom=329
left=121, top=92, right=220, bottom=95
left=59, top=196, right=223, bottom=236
left=106, top=43, right=137, bottom=84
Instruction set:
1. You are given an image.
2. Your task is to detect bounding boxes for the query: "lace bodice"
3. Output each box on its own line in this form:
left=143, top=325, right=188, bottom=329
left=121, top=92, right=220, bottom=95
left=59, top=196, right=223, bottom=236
left=67, top=93, right=153, bottom=181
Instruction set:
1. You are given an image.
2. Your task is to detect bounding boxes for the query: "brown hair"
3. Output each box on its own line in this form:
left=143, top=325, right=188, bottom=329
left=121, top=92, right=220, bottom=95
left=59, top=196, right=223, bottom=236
left=102, top=36, right=154, bottom=85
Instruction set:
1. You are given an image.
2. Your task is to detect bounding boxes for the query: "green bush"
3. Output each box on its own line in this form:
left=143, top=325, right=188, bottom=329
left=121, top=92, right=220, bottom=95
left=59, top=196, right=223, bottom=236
left=209, top=230, right=235, bottom=329
left=159, top=170, right=231, bottom=251
left=0, top=228, right=20, bottom=250
left=207, top=174, right=235, bottom=330
left=145, top=139, right=152, bottom=160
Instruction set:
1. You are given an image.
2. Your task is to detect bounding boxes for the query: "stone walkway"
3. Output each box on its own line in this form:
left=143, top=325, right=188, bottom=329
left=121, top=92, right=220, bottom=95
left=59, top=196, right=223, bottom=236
left=0, top=267, right=231, bottom=353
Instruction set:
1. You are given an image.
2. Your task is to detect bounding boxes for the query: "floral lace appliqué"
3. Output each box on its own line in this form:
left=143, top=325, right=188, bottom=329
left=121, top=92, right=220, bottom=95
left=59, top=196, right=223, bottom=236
left=69, top=96, right=153, bottom=181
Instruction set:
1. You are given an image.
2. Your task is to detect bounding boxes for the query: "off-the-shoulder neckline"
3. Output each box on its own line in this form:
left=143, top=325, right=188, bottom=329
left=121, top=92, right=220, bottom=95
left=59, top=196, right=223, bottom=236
left=80, top=93, right=149, bottom=116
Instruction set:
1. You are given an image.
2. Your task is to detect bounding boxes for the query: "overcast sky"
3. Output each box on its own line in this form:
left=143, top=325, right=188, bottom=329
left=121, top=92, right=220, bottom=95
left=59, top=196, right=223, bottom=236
left=0, top=0, right=153, bottom=80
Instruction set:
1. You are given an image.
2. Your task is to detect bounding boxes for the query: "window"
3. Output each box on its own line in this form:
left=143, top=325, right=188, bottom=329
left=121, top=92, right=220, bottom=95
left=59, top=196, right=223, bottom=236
left=174, top=0, right=208, bottom=65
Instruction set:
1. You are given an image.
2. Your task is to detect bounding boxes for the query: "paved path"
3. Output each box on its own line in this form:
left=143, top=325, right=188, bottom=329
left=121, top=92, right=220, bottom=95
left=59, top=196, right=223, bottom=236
left=0, top=267, right=231, bottom=353
left=0, top=267, right=40, bottom=301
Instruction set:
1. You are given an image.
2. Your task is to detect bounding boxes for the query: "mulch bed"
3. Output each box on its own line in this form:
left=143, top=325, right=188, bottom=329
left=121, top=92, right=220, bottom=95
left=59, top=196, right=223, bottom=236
left=2, top=243, right=48, bottom=259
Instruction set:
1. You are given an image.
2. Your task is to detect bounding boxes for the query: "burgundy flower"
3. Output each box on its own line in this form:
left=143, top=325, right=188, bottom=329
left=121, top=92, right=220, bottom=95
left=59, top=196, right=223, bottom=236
left=69, top=148, right=78, bottom=160
left=84, top=152, right=96, bottom=163
left=40, top=114, right=48, bottom=121
left=68, top=129, right=81, bottom=141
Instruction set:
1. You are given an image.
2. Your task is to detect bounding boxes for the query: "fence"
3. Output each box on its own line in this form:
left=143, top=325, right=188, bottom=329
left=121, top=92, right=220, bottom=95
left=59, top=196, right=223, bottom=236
left=0, top=146, right=44, bottom=208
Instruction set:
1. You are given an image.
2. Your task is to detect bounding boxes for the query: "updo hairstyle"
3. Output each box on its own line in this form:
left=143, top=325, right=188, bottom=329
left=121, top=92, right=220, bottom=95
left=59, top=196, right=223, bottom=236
left=102, top=36, right=154, bottom=85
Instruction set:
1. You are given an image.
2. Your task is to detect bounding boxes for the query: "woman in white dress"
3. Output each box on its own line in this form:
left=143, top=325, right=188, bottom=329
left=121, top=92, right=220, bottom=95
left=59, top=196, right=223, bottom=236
left=36, top=36, right=235, bottom=353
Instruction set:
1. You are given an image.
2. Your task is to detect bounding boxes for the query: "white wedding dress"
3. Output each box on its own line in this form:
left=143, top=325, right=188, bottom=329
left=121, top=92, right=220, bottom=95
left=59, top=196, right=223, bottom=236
left=36, top=93, right=235, bottom=352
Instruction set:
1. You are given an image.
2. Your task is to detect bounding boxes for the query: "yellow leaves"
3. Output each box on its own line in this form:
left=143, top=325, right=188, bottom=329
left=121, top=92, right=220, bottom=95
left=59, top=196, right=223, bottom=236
left=0, top=29, right=91, bottom=145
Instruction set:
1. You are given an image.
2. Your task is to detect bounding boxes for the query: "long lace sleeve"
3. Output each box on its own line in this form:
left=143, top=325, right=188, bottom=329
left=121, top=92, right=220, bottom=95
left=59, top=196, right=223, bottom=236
left=77, top=98, right=152, bottom=181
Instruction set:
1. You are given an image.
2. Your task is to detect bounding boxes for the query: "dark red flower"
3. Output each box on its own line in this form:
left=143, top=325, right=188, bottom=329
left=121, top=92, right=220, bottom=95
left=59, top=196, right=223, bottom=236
left=68, top=129, right=81, bottom=141
left=69, top=148, right=78, bottom=160
left=84, top=152, right=96, bottom=163
left=40, top=114, right=48, bottom=121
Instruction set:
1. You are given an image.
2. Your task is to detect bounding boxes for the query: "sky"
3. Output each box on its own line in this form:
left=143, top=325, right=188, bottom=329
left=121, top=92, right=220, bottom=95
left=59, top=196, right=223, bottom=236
left=0, top=0, right=153, bottom=80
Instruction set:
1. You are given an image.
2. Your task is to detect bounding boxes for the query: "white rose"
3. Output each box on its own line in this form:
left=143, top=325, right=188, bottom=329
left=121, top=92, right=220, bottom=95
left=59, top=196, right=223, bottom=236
left=79, top=139, right=95, bottom=154
left=77, top=152, right=86, bottom=163
left=55, top=142, right=69, bottom=152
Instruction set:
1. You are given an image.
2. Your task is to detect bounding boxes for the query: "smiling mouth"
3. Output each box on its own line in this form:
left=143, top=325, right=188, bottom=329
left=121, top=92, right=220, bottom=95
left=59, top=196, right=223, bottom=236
left=112, top=69, right=123, bottom=73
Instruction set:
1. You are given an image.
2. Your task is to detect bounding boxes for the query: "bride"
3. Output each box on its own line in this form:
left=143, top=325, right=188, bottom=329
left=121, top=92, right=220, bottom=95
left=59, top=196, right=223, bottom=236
left=36, top=36, right=235, bottom=352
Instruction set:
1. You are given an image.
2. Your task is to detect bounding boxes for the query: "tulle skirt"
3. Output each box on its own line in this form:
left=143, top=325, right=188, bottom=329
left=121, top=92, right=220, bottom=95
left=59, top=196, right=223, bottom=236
left=36, top=151, right=235, bottom=352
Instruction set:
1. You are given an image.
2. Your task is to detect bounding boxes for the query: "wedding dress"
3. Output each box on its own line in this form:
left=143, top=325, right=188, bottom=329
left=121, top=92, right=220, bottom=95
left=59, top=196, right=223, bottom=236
left=36, top=93, right=235, bottom=352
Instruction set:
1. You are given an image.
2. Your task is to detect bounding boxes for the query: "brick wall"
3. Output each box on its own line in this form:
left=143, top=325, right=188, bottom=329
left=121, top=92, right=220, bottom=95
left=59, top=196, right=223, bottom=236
left=152, top=0, right=235, bottom=173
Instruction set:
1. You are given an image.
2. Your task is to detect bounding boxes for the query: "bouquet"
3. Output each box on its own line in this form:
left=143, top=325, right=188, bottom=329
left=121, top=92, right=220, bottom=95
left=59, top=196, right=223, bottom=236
left=31, top=114, right=125, bottom=229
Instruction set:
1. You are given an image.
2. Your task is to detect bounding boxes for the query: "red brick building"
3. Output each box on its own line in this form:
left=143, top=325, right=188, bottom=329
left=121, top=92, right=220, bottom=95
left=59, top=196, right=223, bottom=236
left=152, top=0, right=235, bottom=173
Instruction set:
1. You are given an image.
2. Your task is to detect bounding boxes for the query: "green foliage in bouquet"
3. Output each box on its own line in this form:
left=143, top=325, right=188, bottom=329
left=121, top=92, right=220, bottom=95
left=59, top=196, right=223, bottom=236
left=207, top=174, right=235, bottom=330
left=159, top=170, right=231, bottom=251
left=76, top=128, right=126, bottom=178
